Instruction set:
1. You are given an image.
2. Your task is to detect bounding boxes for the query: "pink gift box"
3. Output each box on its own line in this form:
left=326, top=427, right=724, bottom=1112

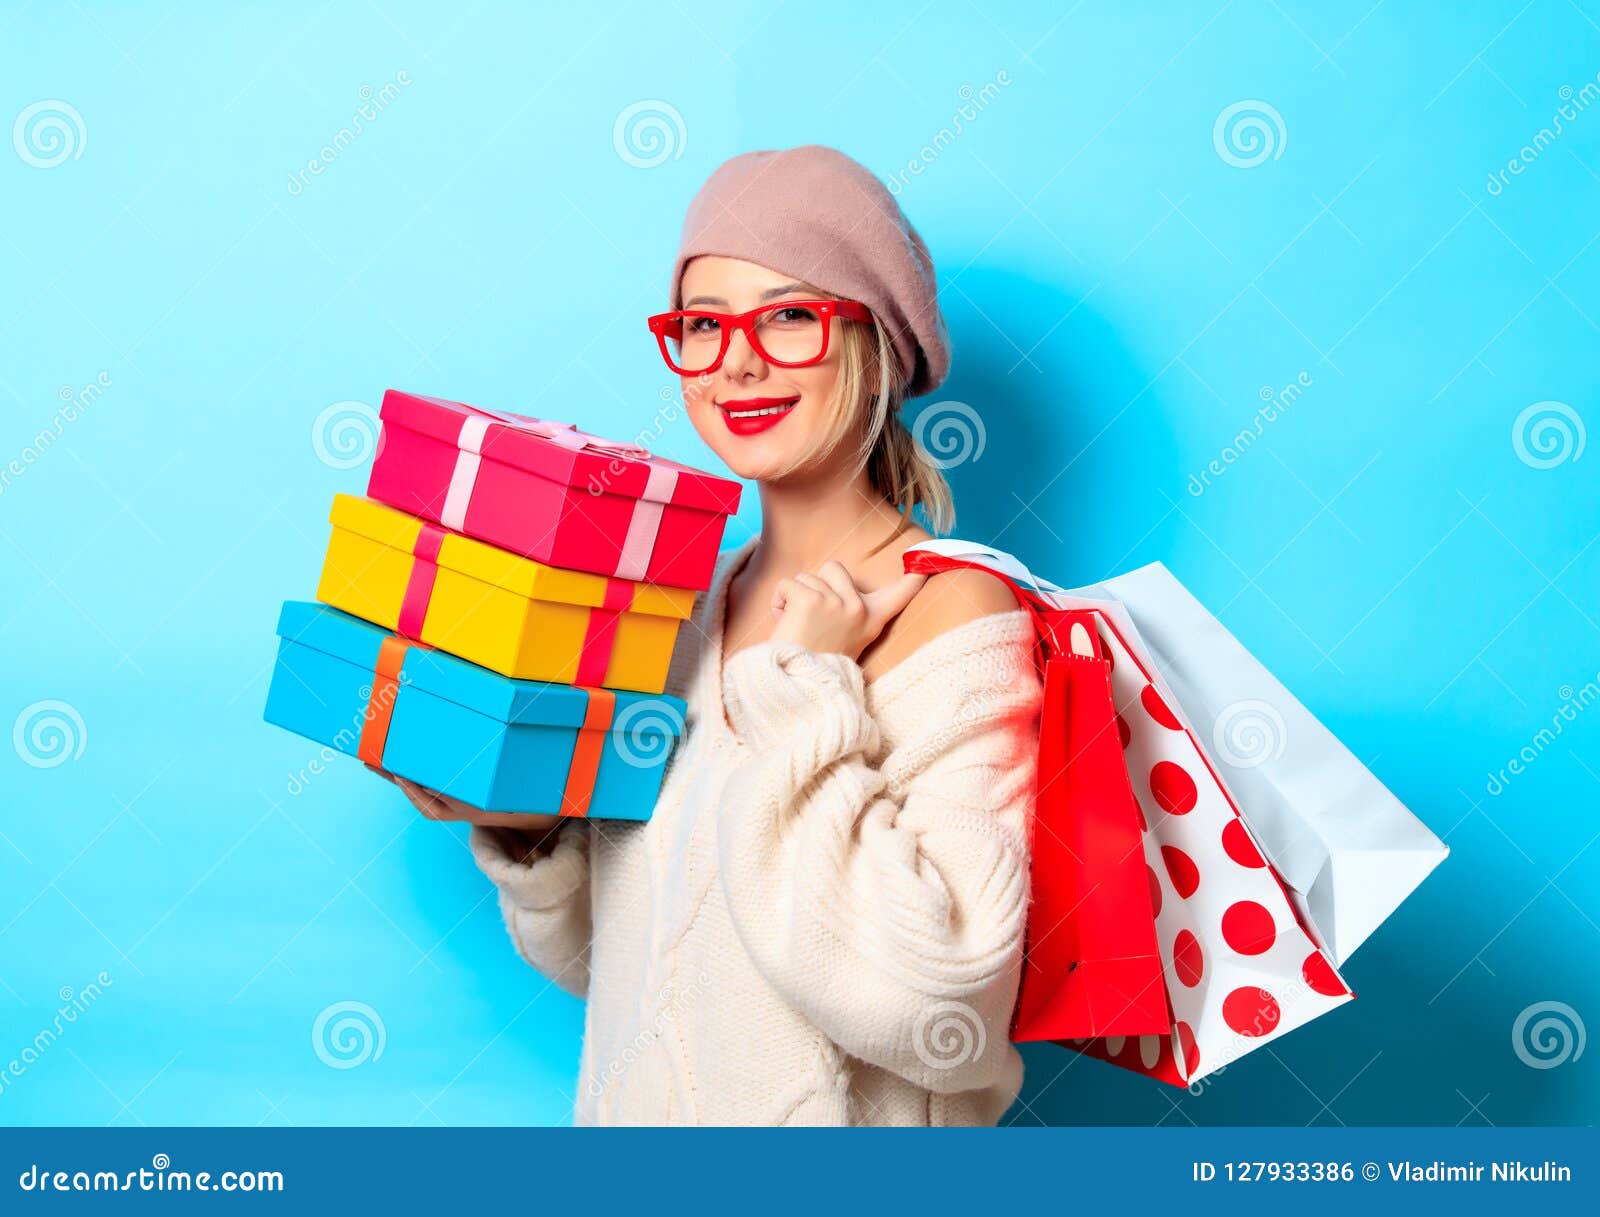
left=367, top=390, right=742, bottom=592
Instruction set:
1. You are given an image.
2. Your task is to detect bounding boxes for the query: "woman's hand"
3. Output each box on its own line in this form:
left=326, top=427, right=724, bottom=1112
left=371, top=767, right=565, bottom=837
left=769, top=559, right=926, bottom=659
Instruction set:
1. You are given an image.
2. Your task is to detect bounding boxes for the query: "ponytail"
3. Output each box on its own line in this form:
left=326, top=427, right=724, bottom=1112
left=815, top=314, right=956, bottom=535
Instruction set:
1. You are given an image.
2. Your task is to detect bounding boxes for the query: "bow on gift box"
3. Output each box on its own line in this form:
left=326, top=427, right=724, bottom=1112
left=439, top=406, right=678, bottom=582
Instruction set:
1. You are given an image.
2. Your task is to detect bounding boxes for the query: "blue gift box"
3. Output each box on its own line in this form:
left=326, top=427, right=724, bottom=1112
left=263, top=601, right=684, bottom=819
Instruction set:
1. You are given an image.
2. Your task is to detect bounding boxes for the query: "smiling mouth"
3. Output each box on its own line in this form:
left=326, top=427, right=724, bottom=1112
left=725, top=404, right=793, bottom=418
left=718, top=396, right=800, bottom=418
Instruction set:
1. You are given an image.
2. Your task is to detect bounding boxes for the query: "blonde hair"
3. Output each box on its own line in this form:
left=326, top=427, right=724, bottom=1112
left=809, top=314, right=955, bottom=535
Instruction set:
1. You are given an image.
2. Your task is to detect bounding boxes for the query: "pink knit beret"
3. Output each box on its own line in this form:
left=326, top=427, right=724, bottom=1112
left=669, top=144, right=951, bottom=399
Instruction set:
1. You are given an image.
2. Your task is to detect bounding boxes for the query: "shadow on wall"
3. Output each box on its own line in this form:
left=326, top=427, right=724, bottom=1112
left=1011, top=919, right=1589, bottom=1127
left=915, top=263, right=1188, bottom=585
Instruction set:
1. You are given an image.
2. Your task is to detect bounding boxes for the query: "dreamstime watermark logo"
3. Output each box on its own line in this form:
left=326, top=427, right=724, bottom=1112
left=887, top=71, right=1015, bottom=195
left=1187, top=373, right=1313, bottom=496
left=913, top=1000, right=987, bottom=1071
left=1512, top=1000, right=1585, bottom=1069
left=587, top=971, right=711, bottom=1099
left=612, top=100, right=686, bottom=168
left=612, top=698, right=685, bottom=768
left=1486, top=673, right=1600, bottom=796
left=312, top=400, right=381, bottom=470
left=581, top=386, right=689, bottom=498
left=1511, top=400, right=1585, bottom=469
left=13, top=700, right=87, bottom=769
left=0, top=972, right=114, bottom=1097
left=13, top=100, right=86, bottom=168
left=1486, top=77, right=1600, bottom=196
left=286, top=71, right=413, bottom=196
left=287, top=670, right=410, bottom=795
left=911, top=400, right=986, bottom=470
left=1212, top=699, right=1287, bottom=769
left=0, top=373, right=112, bottom=500
left=311, top=1001, right=386, bottom=1069
left=1212, top=100, right=1286, bottom=168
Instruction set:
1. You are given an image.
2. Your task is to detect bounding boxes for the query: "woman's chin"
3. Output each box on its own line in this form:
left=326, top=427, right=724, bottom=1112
left=704, top=436, right=818, bottom=484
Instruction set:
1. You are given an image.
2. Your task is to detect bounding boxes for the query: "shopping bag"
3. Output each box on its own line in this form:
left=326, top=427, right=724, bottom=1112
left=903, top=540, right=1442, bottom=1085
left=1096, top=562, right=1448, bottom=965
left=1026, top=608, right=1172, bottom=1038
left=907, top=549, right=1168, bottom=1040
left=908, top=541, right=1448, bottom=967
left=1056, top=601, right=1353, bottom=1084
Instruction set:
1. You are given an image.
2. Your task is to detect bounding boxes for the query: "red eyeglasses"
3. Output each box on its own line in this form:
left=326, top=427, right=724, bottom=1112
left=646, top=298, right=873, bottom=376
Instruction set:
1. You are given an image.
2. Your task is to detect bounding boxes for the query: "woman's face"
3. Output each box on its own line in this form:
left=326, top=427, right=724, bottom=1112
left=676, top=255, right=849, bottom=484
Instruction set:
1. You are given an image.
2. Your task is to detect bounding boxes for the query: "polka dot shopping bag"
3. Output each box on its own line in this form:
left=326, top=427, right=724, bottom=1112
left=905, top=541, right=1444, bottom=1087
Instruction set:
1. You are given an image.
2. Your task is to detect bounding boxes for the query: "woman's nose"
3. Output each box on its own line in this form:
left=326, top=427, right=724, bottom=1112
left=719, top=327, right=766, bottom=379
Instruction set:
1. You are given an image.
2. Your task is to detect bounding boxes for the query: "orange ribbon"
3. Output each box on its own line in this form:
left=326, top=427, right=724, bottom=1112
left=357, top=635, right=614, bottom=818
left=357, top=636, right=410, bottom=767
left=559, top=687, right=616, bottom=817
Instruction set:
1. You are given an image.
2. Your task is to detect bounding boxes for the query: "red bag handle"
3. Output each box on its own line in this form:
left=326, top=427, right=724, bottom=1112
left=903, top=549, right=1070, bottom=660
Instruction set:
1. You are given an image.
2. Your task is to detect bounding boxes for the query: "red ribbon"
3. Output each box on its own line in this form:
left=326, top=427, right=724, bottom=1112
left=397, top=523, right=446, bottom=639
left=573, top=576, right=635, bottom=686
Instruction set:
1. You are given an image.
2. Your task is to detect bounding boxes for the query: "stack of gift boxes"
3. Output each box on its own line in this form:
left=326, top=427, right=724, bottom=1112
left=264, top=390, right=742, bottom=821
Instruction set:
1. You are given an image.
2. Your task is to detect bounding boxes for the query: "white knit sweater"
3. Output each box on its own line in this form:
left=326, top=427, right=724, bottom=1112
left=468, top=539, right=1043, bottom=1126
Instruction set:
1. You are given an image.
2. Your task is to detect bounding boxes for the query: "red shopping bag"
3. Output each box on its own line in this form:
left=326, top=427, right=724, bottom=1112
left=904, top=551, right=1168, bottom=1041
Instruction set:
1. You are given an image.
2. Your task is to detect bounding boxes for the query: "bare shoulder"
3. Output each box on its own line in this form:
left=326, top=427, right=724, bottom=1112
left=861, top=565, right=1021, bottom=679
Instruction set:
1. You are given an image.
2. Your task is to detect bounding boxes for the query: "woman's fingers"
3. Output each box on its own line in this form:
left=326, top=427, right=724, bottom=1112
left=771, top=575, right=824, bottom=618
left=392, top=775, right=469, bottom=821
left=377, top=765, right=563, bottom=832
left=861, top=571, right=928, bottom=632
left=792, top=571, right=840, bottom=603
left=814, top=559, right=860, bottom=603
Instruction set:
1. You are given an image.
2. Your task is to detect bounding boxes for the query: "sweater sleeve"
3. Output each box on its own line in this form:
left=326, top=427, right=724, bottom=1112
left=715, top=613, right=1041, bottom=1095
left=468, top=820, right=593, bottom=998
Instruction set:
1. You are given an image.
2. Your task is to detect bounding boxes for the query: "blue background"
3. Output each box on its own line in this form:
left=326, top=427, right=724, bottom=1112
left=1, top=0, right=1597, bottom=1127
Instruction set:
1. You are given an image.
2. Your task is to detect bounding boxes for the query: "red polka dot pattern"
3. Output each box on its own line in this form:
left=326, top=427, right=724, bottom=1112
left=1221, top=901, right=1276, bottom=955
left=1150, top=761, right=1198, bottom=815
left=1221, top=818, right=1266, bottom=868
left=1302, top=951, right=1346, bottom=997
left=1049, top=598, right=1357, bottom=1089
left=1173, top=930, right=1203, bottom=986
left=1222, top=987, right=1281, bottom=1037
left=1162, top=846, right=1199, bottom=898
left=1141, top=684, right=1181, bottom=729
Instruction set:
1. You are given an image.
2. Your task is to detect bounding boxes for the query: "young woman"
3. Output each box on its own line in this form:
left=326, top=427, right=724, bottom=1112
left=387, top=145, right=1044, bottom=1126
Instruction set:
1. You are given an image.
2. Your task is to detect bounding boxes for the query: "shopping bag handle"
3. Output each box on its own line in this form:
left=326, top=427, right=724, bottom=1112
left=903, top=548, right=1071, bottom=660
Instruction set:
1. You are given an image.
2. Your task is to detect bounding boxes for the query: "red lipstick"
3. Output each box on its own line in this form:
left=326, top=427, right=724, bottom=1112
left=717, top=395, right=799, bottom=437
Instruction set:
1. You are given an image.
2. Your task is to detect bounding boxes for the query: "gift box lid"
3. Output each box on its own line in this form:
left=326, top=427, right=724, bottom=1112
left=328, top=494, right=697, bottom=620
left=274, top=601, right=688, bottom=734
left=378, top=389, right=742, bottom=516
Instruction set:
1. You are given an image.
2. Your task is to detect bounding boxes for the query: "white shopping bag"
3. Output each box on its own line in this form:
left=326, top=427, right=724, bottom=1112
left=908, top=540, right=1448, bottom=967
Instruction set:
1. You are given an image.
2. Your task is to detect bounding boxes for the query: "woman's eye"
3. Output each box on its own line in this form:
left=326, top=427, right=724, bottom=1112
left=684, top=316, right=721, bottom=336
left=770, top=306, right=819, bottom=326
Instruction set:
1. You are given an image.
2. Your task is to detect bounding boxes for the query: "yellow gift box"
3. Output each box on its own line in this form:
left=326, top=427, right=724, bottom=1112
left=315, top=494, right=696, bottom=694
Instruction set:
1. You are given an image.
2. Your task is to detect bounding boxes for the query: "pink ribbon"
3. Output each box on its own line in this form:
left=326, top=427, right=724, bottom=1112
left=397, top=523, right=446, bottom=638
left=437, top=405, right=679, bottom=578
